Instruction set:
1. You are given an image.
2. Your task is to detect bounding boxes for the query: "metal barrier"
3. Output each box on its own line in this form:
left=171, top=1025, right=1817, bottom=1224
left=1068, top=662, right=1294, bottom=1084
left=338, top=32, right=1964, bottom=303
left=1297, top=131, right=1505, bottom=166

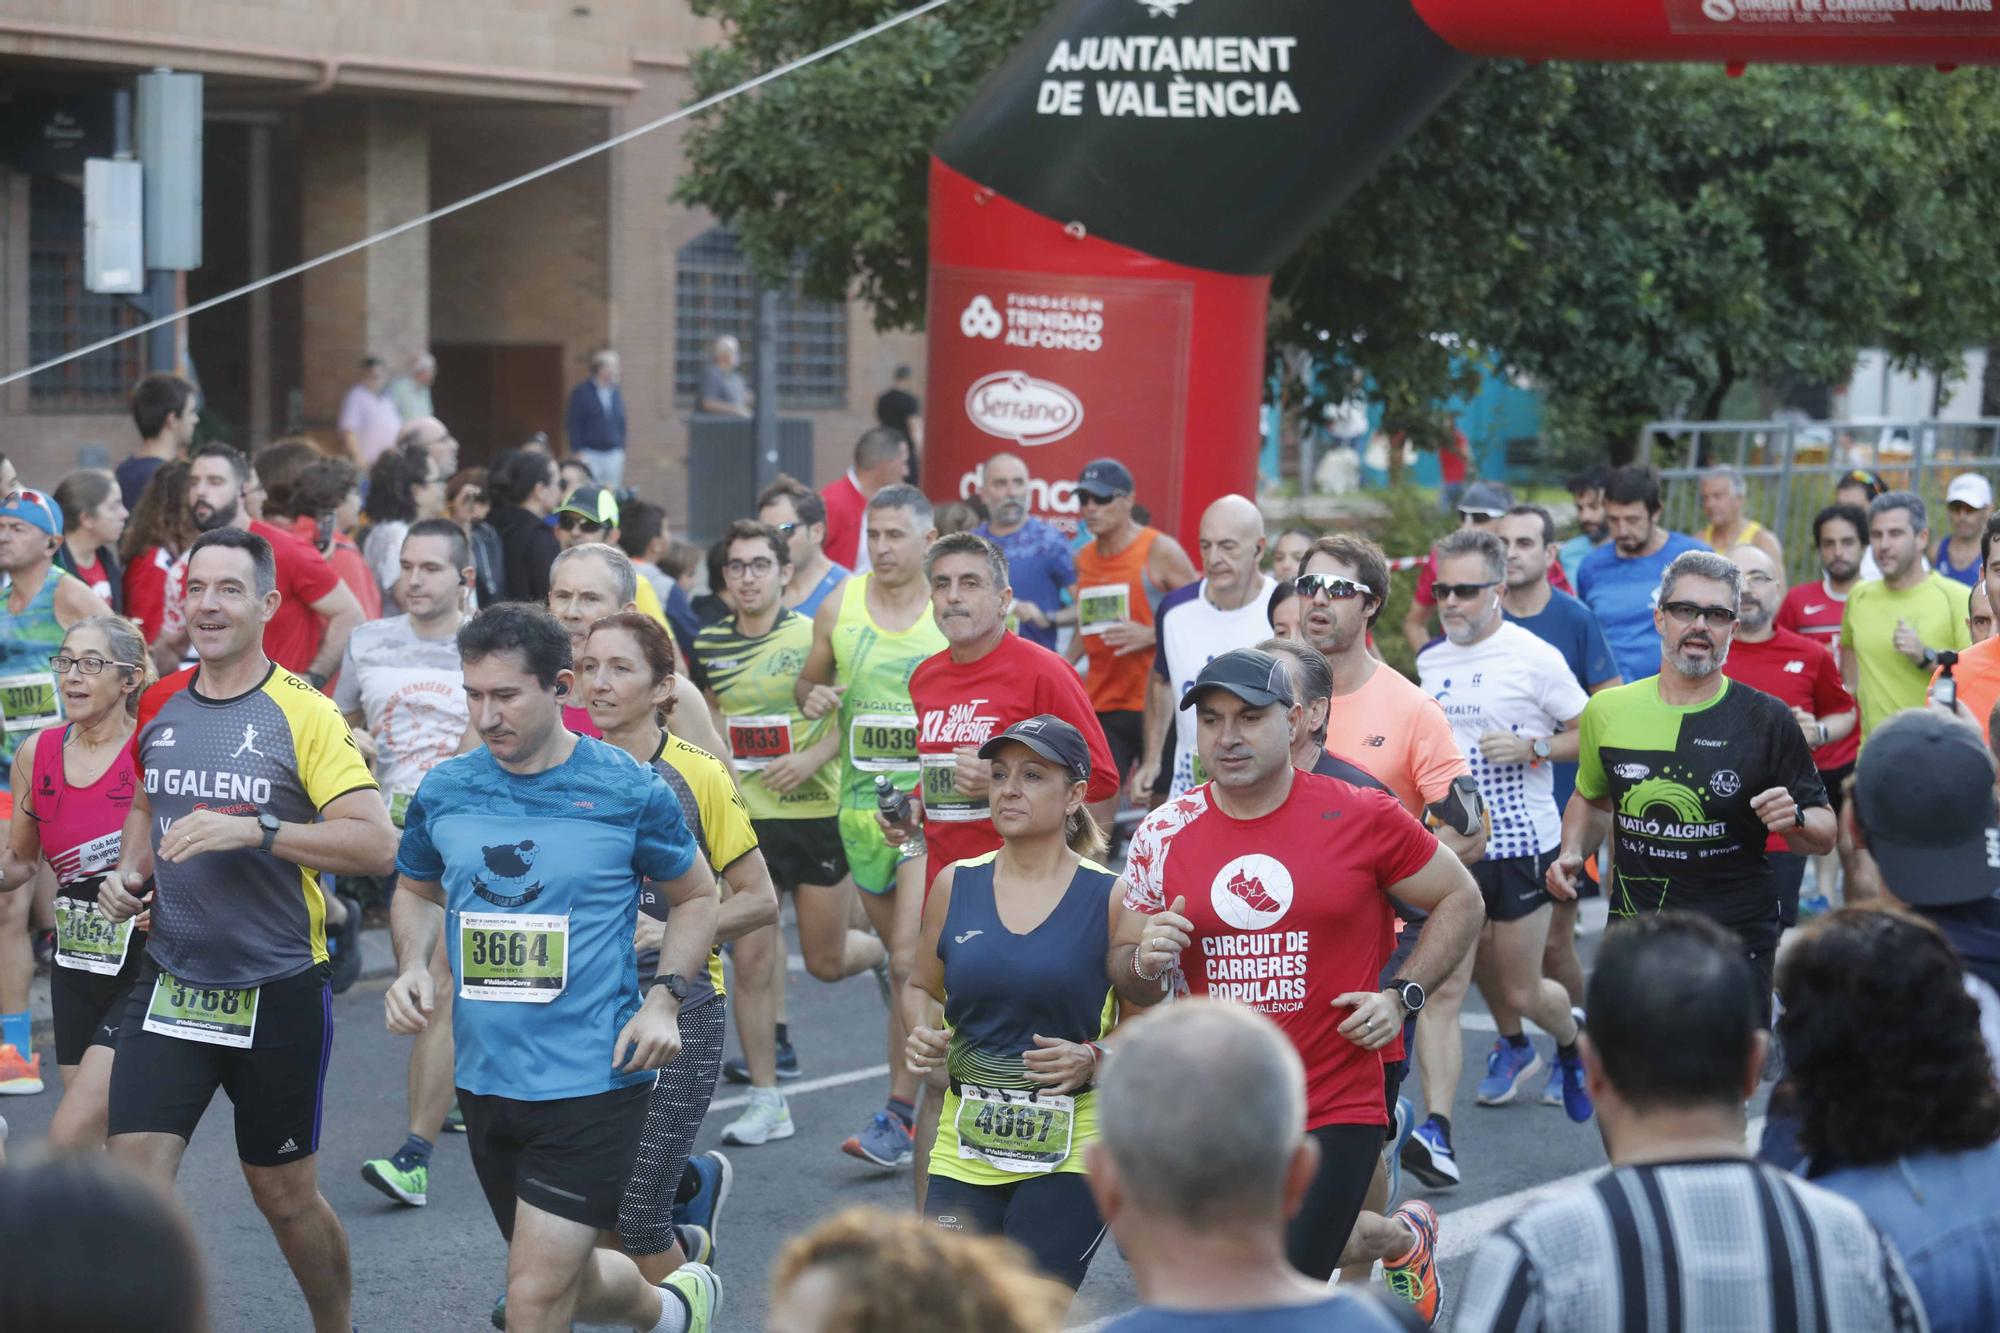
left=1640, top=419, right=2000, bottom=582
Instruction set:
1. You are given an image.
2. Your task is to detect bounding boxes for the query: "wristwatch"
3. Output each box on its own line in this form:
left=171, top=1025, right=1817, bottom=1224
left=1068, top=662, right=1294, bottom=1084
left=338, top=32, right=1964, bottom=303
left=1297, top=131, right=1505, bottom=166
left=647, top=973, right=691, bottom=1003
left=1531, top=738, right=1552, bottom=765
left=1386, top=978, right=1426, bottom=1014
left=257, top=811, right=282, bottom=853
left=1793, top=803, right=1807, bottom=830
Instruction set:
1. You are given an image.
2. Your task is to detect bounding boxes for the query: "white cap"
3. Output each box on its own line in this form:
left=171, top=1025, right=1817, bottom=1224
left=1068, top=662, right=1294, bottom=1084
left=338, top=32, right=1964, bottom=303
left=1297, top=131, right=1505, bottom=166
left=1948, top=473, right=1993, bottom=509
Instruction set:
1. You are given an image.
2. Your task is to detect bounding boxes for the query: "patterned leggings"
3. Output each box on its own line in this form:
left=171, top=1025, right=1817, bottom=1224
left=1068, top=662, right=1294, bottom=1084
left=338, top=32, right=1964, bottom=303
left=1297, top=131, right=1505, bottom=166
left=619, top=996, right=726, bottom=1255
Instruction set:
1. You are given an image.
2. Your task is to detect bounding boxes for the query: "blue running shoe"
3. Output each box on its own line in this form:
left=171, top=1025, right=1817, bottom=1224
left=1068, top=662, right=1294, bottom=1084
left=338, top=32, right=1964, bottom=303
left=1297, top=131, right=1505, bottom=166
left=1797, top=891, right=1833, bottom=919
left=1541, top=1061, right=1564, bottom=1106
left=1557, top=1051, right=1594, bottom=1123
left=842, top=1110, right=915, bottom=1168
left=1384, top=1095, right=1415, bottom=1206
left=1399, top=1117, right=1460, bottom=1188
left=1475, top=1039, right=1544, bottom=1106
left=673, top=1150, right=733, bottom=1242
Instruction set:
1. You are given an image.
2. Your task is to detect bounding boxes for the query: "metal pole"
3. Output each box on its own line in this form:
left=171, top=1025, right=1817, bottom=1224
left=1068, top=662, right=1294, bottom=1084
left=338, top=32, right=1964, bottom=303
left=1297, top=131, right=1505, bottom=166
left=753, top=287, right=779, bottom=489
left=1774, top=424, right=1798, bottom=579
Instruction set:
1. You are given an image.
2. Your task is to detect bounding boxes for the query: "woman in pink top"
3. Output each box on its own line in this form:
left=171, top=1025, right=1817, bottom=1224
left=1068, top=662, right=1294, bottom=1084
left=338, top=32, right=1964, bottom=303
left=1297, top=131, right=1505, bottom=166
left=0, top=616, right=153, bottom=1146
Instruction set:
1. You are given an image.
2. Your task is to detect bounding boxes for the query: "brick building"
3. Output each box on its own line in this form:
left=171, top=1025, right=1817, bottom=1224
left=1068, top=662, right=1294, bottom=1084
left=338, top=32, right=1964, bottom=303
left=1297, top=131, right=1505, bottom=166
left=0, top=1, right=922, bottom=537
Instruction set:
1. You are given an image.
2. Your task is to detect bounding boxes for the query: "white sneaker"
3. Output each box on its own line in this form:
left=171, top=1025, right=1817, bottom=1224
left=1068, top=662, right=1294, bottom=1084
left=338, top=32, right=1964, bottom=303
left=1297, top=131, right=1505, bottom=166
left=721, top=1090, right=794, bottom=1146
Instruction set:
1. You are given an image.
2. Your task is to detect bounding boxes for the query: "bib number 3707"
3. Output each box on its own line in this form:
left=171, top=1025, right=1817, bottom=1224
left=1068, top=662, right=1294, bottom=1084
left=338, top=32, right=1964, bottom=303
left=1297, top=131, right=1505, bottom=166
left=459, top=912, right=568, bottom=1003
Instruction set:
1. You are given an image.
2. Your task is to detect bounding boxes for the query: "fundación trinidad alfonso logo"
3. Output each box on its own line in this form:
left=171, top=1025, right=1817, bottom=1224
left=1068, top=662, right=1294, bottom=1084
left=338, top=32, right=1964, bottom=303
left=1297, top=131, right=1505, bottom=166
left=963, top=371, right=1084, bottom=448
left=1210, top=854, right=1294, bottom=930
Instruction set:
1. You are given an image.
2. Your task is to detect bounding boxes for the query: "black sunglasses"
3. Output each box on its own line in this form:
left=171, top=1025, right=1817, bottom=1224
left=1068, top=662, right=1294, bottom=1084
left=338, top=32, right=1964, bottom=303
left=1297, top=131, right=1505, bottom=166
left=1433, top=581, right=1499, bottom=602
left=1295, top=572, right=1371, bottom=602
left=1662, top=601, right=1738, bottom=628
left=558, top=513, right=607, bottom=533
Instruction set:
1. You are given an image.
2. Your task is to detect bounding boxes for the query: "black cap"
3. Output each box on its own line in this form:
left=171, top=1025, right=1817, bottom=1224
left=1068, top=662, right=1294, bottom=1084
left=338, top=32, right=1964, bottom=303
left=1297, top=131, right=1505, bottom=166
left=1854, top=710, right=2000, bottom=907
left=1178, top=648, right=1297, bottom=712
left=1456, top=481, right=1514, bottom=518
left=1076, top=458, right=1135, bottom=500
left=977, top=714, right=1092, bottom=783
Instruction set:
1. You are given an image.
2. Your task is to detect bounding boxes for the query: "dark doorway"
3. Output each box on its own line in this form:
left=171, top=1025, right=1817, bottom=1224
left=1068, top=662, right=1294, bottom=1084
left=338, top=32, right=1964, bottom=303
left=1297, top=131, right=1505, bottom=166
left=432, top=343, right=564, bottom=466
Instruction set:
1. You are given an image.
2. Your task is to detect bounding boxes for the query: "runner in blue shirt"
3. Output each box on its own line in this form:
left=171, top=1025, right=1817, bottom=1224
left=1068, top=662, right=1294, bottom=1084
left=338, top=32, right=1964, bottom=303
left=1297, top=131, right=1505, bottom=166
left=1575, top=465, right=1708, bottom=682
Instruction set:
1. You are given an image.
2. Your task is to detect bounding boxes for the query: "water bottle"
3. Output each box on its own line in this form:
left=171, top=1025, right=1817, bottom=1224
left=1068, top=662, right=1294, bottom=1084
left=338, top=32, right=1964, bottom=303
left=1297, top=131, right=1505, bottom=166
left=875, top=774, right=923, bottom=859
left=1935, top=650, right=1960, bottom=712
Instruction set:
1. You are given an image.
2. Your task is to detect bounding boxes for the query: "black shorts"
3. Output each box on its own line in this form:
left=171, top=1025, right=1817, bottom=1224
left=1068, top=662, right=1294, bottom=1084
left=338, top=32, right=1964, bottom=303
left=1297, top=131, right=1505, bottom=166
left=1097, top=709, right=1144, bottom=779
left=106, top=961, right=332, bottom=1167
left=926, top=1171, right=1108, bottom=1291
left=49, top=962, right=140, bottom=1067
left=1285, top=1124, right=1385, bottom=1281
left=1473, top=849, right=1555, bottom=923
left=460, top=1081, right=651, bottom=1238
left=1382, top=1014, right=1418, bottom=1129
left=1770, top=852, right=1809, bottom=928
left=752, top=816, right=848, bottom=892
left=1819, top=762, right=1855, bottom=819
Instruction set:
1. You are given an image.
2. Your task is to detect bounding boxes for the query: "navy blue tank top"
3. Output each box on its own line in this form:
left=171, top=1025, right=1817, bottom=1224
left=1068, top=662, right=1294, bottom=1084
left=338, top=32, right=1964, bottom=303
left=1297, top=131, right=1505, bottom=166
left=940, top=852, right=1116, bottom=1091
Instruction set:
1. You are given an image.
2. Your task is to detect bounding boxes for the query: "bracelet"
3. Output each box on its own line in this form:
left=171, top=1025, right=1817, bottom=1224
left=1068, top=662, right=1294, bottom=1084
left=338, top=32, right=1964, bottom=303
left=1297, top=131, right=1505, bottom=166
left=1086, top=1041, right=1107, bottom=1069
left=1815, top=723, right=1828, bottom=747
left=1133, top=943, right=1164, bottom=984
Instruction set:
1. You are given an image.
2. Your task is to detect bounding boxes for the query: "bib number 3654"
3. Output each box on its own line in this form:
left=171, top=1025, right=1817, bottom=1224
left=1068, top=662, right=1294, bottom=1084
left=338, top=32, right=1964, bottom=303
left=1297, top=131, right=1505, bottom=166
left=459, top=912, right=568, bottom=1003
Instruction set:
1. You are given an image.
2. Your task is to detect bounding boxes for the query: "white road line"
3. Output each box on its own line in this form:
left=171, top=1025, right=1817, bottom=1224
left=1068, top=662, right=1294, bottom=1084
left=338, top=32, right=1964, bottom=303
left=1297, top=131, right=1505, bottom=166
left=705, top=1063, right=892, bottom=1115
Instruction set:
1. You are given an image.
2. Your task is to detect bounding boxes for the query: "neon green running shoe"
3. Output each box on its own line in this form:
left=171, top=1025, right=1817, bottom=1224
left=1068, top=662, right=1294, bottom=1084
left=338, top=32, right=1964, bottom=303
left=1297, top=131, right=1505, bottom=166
left=359, top=1156, right=428, bottom=1207
left=660, top=1260, right=722, bottom=1333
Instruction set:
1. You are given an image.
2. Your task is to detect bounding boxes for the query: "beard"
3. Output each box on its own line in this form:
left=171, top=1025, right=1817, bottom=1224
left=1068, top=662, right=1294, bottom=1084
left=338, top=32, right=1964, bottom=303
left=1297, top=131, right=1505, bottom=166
left=1737, top=603, right=1773, bottom=634
left=1667, top=638, right=1728, bottom=679
left=192, top=500, right=240, bottom=533
left=992, top=497, right=1026, bottom=526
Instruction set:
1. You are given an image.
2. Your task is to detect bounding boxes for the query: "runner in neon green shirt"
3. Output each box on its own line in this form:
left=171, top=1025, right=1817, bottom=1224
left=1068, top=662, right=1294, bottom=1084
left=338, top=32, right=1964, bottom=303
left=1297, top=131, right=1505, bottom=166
left=1839, top=493, right=1970, bottom=739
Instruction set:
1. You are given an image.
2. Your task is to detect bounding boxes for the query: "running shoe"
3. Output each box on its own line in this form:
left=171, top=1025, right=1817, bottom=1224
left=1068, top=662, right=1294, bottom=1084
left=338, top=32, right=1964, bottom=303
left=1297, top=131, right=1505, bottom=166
left=1399, top=1117, right=1460, bottom=1187
left=1540, top=1063, right=1564, bottom=1107
left=721, top=1090, right=795, bottom=1146
left=1383, top=1200, right=1442, bottom=1327
left=1557, top=1051, right=1594, bottom=1123
left=673, top=1151, right=733, bottom=1241
left=1797, top=891, right=1833, bottom=919
left=1475, top=1039, right=1544, bottom=1106
left=359, top=1156, right=428, bottom=1207
left=490, top=1291, right=505, bottom=1331
left=0, top=1043, right=42, bottom=1096
left=442, top=1101, right=467, bottom=1134
left=674, top=1223, right=713, bottom=1265
left=328, top=891, right=364, bottom=995
left=660, top=1260, right=721, bottom=1333
left=721, top=1038, right=802, bottom=1085
left=1384, top=1095, right=1414, bottom=1208
left=842, top=1110, right=915, bottom=1168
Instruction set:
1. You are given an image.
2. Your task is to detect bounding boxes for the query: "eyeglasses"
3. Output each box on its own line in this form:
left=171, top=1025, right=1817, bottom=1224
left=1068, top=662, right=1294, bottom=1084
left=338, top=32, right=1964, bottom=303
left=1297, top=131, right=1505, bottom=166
left=1740, top=571, right=1778, bottom=587
left=1661, top=601, right=1739, bottom=628
left=49, top=654, right=132, bottom=676
left=558, top=513, right=607, bottom=533
left=1295, top=573, right=1371, bottom=602
left=1433, top=581, right=1499, bottom=602
left=724, top=557, right=778, bottom=579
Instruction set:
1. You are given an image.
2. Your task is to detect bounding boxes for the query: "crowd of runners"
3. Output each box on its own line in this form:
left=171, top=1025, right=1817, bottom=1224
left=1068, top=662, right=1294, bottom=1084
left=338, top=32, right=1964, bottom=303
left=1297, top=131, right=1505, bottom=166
left=0, top=370, right=1996, bottom=1332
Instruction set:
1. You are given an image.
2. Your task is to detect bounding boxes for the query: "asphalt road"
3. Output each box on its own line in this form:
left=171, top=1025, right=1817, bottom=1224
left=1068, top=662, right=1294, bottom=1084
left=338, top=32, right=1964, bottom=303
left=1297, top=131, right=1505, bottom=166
left=2, top=899, right=1700, bottom=1331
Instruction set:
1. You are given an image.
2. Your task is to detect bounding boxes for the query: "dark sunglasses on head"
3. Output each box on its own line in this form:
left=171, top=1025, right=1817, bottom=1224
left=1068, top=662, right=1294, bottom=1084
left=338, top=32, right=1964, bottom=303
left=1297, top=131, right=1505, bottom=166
left=558, top=513, right=607, bottom=533
left=1662, top=601, right=1738, bottom=629
left=1295, top=572, right=1371, bottom=602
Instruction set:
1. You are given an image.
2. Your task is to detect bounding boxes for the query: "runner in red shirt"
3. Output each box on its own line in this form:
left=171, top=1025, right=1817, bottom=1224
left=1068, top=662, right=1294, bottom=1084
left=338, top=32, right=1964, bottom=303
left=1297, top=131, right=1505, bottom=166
left=1117, top=648, right=1483, bottom=1325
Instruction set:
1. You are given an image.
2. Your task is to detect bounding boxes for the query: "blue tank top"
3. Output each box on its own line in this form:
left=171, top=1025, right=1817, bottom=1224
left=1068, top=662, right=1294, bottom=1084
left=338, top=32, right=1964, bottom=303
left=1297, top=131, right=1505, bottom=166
left=0, top=571, right=69, bottom=765
left=1938, top=537, right=1983, bottom=588
left=939, top=852, right=1116, bottom=1091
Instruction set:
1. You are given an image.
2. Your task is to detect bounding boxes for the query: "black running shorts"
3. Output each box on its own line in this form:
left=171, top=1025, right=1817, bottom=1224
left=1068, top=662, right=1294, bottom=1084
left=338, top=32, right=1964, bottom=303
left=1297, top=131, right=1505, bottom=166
left=1473, top=849, right=1556, bottom=924
left=49, top=964, right=140, bottom=1068
left=460, top=1081, right=651, bottom=1238
left=753, top=816, right=848, bottom=892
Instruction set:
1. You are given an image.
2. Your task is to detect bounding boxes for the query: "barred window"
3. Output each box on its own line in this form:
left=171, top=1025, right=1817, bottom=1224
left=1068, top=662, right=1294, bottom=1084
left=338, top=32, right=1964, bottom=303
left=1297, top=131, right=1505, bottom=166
left=674, top=227, right=847, bottom=410
left=28, top=175, right=146, bottom=410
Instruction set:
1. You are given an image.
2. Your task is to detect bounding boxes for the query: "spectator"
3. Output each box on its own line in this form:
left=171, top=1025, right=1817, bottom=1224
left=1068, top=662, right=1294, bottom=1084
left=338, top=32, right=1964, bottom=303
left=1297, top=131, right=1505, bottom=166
left=875, top=363, right=923, bottom=484
left=1455, top=912, right=1929, bottom=1333
left=1269, top=526, right=1314, bottom=582
left=336, top=355, right=400, bottom=468
left=386, top=350, right=436, bottom=423
left=767, top=1206, right=1064, bottom=1333
left=393, top=413, right=459, bottom=479
left=1696, top=465, right=1784, bottom=569
left=697, top=336, right=751, bottom=419
left=1840, top=491, right=1970, bottom=740
left=290, top=457, right=381, bottom=623
left=1556, top=465, right=1610, bottom=586
left=1777, top=907, right=2000, bottom=1333
left=1938, top=473, right=1994, bottom=588
left=1575, top=464, right=1708, bottom=682
left=821, top=427, right=909, bottom=575
left=976, top=452, right=1075, bottom=651
left=662, top=540, right=703, bottom=596
left=445, top=468, right=504, bottom=608
left=119, top=459, right=195, bottom=644
left=1087, top=1000, right=1418, bottom=1332
left=120, top=373, right=198, bottom=512
left=486, top=447, right=564, bottom=605
left=564, top=349, right=628, bottom=489
left=559, top=456, right=594, bottom=495
left=360, top=442, right=446, bottom=602
left=52, top=467, right=128, bottom=612
left=758, top=475, right=848, bottom=614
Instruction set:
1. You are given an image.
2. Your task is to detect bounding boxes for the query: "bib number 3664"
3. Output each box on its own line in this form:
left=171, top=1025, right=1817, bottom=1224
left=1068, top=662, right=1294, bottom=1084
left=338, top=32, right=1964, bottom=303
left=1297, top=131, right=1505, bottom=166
left=459, top=912, right=568, bottom=1003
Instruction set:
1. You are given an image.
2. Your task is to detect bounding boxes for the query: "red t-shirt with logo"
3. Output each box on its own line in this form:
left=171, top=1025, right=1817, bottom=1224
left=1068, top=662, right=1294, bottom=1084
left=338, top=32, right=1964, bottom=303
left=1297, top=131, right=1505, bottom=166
left=909, top=631, right=1117, bottom=878
left=1722, top=628, right=1857, bottom=848
left=1123, top=771, right=1439, bottom=1129
left=248, top=520, right=341, bottom=676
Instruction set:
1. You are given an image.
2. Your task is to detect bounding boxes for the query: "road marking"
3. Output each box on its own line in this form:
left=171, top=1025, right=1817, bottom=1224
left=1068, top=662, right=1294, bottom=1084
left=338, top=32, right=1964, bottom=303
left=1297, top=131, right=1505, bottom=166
left=705, top=1063, right=892, bottom=1115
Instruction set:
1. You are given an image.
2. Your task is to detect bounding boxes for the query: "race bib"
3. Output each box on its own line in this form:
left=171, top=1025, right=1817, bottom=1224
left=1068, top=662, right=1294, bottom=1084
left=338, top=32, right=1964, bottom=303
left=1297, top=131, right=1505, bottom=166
left=726, top=713, right=794, bottom=771
left=0, top=671, right=61, bottom=734
left=459, top=911, right=568, bottom=1003
left=1076, top=585, right=1130, bottom=636
left=955, top=1084, right=1075, bottom=1174
left=53, top=884, right=132, bottom=975
left=389, top=790, right=413, bottom=828
left=921, top=753, right=989, bottom=823
left=143, top=972, right=259, bottom=1048
left=850, top=712, right=918, bottom=773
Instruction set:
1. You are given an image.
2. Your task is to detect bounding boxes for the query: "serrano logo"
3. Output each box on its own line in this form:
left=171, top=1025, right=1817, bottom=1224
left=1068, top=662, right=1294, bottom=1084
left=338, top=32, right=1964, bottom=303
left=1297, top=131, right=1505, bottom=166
left=964, top=371, right=1084, bottom=447
left=1210, top=854, right=1293, bottom=930
left=959, top=295, right=1002, bottom=339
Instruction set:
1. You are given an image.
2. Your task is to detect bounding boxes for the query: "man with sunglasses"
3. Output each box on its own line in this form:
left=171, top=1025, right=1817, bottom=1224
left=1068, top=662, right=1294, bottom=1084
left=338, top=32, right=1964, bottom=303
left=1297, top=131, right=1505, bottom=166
left=756, top=477, right=848, bottom=616
left=1550, top=550, right=1835, bottom=1017
left=1401, top=482, right=1573, bottom=656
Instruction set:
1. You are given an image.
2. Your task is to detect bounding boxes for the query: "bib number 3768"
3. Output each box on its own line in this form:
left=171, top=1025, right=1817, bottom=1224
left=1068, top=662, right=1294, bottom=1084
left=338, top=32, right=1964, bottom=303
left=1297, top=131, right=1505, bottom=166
left=143, top=973, right=260, bottom=1048
left=459, top=912, right=568, bottom=1003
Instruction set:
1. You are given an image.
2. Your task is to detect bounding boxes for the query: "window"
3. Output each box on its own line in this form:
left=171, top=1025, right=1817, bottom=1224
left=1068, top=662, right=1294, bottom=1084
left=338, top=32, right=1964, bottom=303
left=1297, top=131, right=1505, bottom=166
left=28, top=175, right=146, bottom=410
left=675, top=227, right=847, bottom=410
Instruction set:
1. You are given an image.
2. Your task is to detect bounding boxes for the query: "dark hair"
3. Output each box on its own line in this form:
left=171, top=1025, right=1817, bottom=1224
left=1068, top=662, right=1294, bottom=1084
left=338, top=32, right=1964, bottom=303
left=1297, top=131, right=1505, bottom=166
left=54, top=468, right=117, bottom=536
left=561, top=456, right=595, bottom=484
left=456, top=602, right=571, bottom=689
left=292, top=458, right=358, bottom=518
left=705, top=537, right=730, bottom=595
left=187, top=526, right=277, bottom=597
left=488, top=448, right=557, bottom=508
left=404, top=516, right=471, bottom=572
left=1778, top=908, right=2000, bottom=1169
left=130, top=373, right=196, bottom=441
left=757, top=474, right=826, bottom=527
left=1276, top=526, right=1315, bottom=548
left=0, top=1155, right=208, bottom=1332
left=121, top=459, right=195, bottom=564
left=617, top=499, right=666, bottom=561
left=1506, top=503, right=1557, bottom=548
left=854, top=426, right=906, bottom=471
left=1813, top=502, right=1869, bottom=551
left=363, top=442, right=434, bottom=525
left=1603, top=464, right=1663, bottom=513
left=1267, top=578, right=1296, bottom=624
left=1836, top=468, right=1886, bottom=503
left=585, top=611, right=680, bottom=721
left=724, top=518, right=790, bottom=571
left=1586, top=912, right=1760, bottom=1110
left=189, top=440, right=249, bottom=486
left=446, top=467, right=487, bottom=507
left=360, top=355, right=385, bottom=371
left=1301, top=534, right=1389, bottom=626
left=1983, top=512, right=2000, bottom=571
left=251, top=438, right=321, bottom=520
left=1567, top=464, right=1612, bottom=497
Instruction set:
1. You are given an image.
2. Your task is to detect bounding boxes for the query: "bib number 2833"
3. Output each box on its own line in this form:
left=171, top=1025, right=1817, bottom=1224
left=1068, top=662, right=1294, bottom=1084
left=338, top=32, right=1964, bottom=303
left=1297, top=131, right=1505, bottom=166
left=459, top=912, right=568, bottom=1003
left=143, top=973, right=260, bottom=1048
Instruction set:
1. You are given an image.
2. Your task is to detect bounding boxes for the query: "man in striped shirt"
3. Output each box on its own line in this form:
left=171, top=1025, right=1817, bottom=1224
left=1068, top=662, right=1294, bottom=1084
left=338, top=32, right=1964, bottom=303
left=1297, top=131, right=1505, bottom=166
left=1455, top=913, right=1928, bottom=1333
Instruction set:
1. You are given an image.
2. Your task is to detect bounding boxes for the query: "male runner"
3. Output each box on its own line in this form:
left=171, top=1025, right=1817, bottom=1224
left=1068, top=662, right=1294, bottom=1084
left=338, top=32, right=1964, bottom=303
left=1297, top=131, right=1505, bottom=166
left=1414, top=531, right=1591, bottom=1122
left=1132, top=494, right=1274, bottom=801
left=1551, top=550, right=1836, bottom=1015
left=694, top=520, right=883, bottom=1147
left=552, top=487, right=675, bottom=630
left=385, top=603, right=722, bottom=1333
left=1695, top=466, right=1784, bottom=569
left=1841, top=490, right=1971, bottom=739
left=0, top=487, right=113, bottom=1092
left=1402, top=481, right=1573, bottom=655
left=1119, top=649, right=1483, bottom=1324
left=98, top=527, right=396, bottom=1333
left=757, top=477, right=848, bottom=616
left=793, top=484, right=943, bottom=1170
left=1937, top=514, right=2000, bottom=741
left=345, top=518, right=475, bottom=1206
left=1937, top=473, right=1993, bottom=588
left=1576, top=465, right=1708, bottom=684
left=1260, top=638, right=1392, bottom=793
left=1556, top=466, right=1610, bottom=586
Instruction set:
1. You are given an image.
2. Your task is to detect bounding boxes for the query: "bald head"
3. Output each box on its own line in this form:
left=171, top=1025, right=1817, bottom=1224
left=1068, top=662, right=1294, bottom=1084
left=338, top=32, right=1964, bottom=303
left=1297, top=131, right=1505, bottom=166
left=980, top=452, right=1033, bottom=530
left=1729, top=544, right=1780, bottom=633
left=1198, top=494, right=1267, bottom=598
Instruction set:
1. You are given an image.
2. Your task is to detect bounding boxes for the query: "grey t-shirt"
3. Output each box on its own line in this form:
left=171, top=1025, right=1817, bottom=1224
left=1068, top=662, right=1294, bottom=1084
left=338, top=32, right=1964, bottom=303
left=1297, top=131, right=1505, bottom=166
left=699, top=363, right=749, bottom=413
left=334, top=615, right=469, bottom=823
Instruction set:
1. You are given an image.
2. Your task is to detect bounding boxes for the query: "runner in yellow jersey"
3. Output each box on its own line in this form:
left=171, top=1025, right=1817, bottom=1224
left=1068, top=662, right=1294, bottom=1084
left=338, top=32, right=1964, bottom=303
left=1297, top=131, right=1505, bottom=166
left=795, top=484, right=944, bottom=1171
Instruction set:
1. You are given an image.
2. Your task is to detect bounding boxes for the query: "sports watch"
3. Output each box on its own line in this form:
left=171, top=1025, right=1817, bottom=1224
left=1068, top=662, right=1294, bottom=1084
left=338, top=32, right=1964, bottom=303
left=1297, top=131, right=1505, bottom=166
left=1531, top=738, right=1552, bottom=764
left=1386, top=978, right=1426, bottom=1014
left=257, top=811, right=282, bottom=853
left=647, top=973, right=691, bottom=1003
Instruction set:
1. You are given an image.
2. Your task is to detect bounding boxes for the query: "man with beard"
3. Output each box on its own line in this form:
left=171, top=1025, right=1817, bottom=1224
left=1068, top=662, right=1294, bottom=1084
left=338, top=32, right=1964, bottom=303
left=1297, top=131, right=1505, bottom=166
left=1575, top=465, right=1708, bottom=684
left=1556, top=466, right=1610, bottom=586
left=974, top=453, right=1073, bottom=651
left=1550, top=550, right=1835, bottom=1018
left=1718, top=545, right=1855, bottom=928
left=1841, top=491, right=1971, bottom=740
